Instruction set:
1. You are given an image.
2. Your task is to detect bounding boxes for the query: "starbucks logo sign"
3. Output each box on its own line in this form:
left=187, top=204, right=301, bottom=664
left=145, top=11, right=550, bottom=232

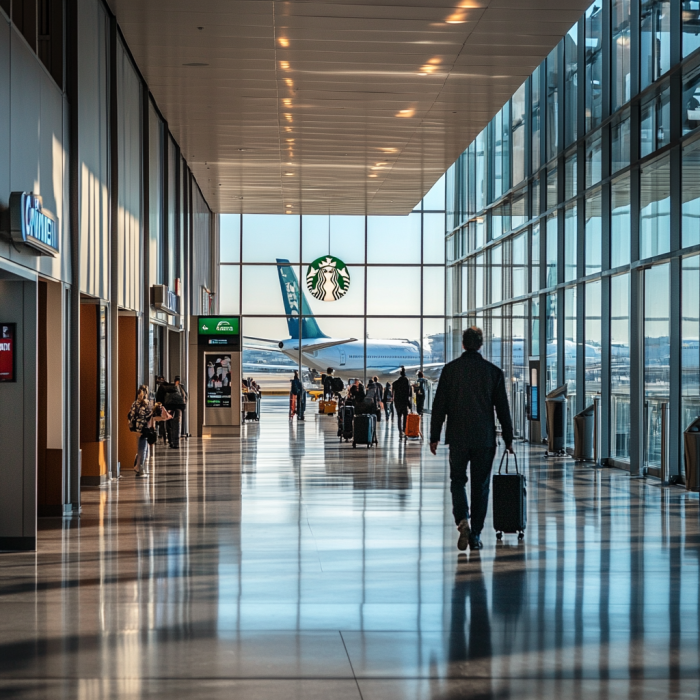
left=306, top=256, right=351, bottom=302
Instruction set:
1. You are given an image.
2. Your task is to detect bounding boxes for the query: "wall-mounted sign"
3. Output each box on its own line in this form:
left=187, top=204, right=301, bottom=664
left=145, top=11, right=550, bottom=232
left=205, top=354, right=232, bottom=408
left=0, top=324, right=16, bottom=383
left=6, top=193, right=59, bottom=257
left=198, top=316, right=240, bottom=348
left=306, top=256, right=350, bottom=302
left=151, top=284, right=180, bottom=315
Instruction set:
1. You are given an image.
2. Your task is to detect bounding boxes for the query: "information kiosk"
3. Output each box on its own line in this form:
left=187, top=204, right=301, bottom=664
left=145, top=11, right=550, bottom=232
left=188, top=316, right=242, bottom=437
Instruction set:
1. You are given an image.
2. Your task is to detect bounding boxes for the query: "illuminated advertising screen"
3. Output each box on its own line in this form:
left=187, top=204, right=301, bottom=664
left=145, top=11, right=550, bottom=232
left=0, top=324, right=16, bottom=382
left=206, top=354, right=232, bottom=408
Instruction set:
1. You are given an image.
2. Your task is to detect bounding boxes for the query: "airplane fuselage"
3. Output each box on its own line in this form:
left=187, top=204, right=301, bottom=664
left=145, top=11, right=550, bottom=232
left=280, top=337, right=422, bottom=382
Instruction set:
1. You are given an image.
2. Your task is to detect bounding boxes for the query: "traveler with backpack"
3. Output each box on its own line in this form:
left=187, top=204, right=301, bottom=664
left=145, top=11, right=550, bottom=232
left=383, top=382, right=394, bottom=420
left=290, top=370, right=304, bottom=420
left=415, top=371, right=428, bottom=416
left=365, top=377, right=383, bottom=423
left=392, top=367, right=413, bottom=439
left=128, top=384, right=154, bottom=477
left=323, top=368, right=335, bottom=400
left=162, top=378, right=186, bottom=448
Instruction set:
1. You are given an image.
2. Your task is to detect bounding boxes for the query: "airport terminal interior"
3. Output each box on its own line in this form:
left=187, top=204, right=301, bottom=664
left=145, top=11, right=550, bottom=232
left=1, top=0, right=700, bottom=697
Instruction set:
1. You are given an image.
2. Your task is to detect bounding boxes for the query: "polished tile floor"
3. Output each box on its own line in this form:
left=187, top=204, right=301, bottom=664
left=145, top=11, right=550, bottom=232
left=2, top=401, right=700, bottom=699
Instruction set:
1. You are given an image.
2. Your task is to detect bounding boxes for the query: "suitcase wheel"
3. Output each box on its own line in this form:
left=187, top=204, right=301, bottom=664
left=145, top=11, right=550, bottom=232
left=496, top=532, right=503, bottom=540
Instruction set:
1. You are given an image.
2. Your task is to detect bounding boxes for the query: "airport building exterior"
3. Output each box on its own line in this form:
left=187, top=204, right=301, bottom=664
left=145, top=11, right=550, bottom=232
left=445, top=0, right=700, bottom=478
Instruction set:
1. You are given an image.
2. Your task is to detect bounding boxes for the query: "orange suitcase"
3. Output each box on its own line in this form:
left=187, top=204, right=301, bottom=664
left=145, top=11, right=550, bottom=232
left=405, top=413, right=422, bottom=439
left=324, top=400, right=337, bottom=415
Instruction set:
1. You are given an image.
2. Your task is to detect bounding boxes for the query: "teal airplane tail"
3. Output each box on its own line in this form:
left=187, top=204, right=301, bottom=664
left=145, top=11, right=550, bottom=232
left=276, top=259, right=327, bottom=340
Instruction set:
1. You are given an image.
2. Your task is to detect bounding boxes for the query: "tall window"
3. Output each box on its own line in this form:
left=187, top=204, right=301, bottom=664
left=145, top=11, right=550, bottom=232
left=512, top=82, right=527, bottom=186
left=641, top=0, right=671, bottom=89
left=565, top=23, right=579, bottom=146
left=682, top=255, right=700, bottom=473
left=683, top=138, right=700, bottom=247
left=532, top=65, right=542, bottom=172
left=546, top=45, right=560, bottom=161
left=585, top=2, right=604, bottom=131
left=640, top=155, right=671, bottom=258
left=612, top=0, right=631, bottom=111
left=610, top=273, right=630, bottom=460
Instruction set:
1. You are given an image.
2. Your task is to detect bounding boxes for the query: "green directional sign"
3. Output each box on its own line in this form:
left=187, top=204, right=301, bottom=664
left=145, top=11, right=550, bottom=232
left=198, top=317, right=240, bottom=336
left=306, top=256, right=351, bottom=302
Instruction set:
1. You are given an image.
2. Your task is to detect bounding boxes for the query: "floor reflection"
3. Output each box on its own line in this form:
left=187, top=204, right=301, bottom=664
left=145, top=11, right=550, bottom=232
left=0, top=401, right=699, bottom=699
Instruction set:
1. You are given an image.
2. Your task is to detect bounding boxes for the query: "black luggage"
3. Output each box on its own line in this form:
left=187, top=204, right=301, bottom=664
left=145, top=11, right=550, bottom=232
left=492, top=451, right=526, bottom=540
left=338, top=405, right=354, bottom=442
left=245, top=391, right=260, bottom=421
left=353, top=414, right=378, bottom=449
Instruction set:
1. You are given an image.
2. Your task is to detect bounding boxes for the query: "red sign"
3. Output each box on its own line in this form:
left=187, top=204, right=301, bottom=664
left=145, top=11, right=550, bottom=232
left=0, top=324, right=16, bottom=382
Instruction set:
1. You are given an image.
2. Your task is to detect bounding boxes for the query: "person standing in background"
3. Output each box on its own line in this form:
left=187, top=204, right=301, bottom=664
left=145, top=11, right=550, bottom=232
left=174, top=376, right=188, bottom=438
left=128, top=385, right=153, bottom=478
left=383, top=381, right=394, bottom=421
left=415, top=371, right=428, bottom=416
left=392, top=367, right=412, bottom=439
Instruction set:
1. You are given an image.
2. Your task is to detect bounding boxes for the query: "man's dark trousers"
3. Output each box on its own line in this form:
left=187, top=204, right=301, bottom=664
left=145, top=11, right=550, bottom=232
left=449, top=444, right=496, bottom=535
left=395, top=403, right=409, bottom=433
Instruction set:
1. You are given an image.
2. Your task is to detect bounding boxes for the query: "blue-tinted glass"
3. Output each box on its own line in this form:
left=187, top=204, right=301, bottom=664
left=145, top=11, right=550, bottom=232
left=546, top=44, right=560, bottom=161
left=531, top=296, right=540, bottom=356
left=585, top=2, right=604, bottom=131
left=423, top=267, right=445, bottom=316
left=423, top=173, right=446, bottom=210
left=512, top=187, right=528, bottom=229
left=565, top=153, right=577, bottom=200
left=302, top=215, right=365, bottom=264
left=681, top=256, right=700, bottom=472
left=641, top=0, right=671, bottom=89
left=475, top=130, right=486, bottom=212
left=491, top=245, right=502, bottom=304
left=546, top=213, right=558, bottom=287
left=585, top=280, right=602, bottom=403
left=683, top=1, right=700, bottom=57
left=611, top=173, right=632, bottom=267
left=219, top=265, right=240, bottom=314
left=367, top=214, right=420, bottom=263
left=564, top=203, right=577, bottom=282
left=682, top=139, right=700, bottom=247
left=243, top=215, right=300, bottom=263
left=532, top=66, right=542, bottom=171
left=532, top=223, right=541, bottom=292
left=546, top=292, right=558, bottom=392
left=585, top=188, right=602, bottom=275
left=586, top=131, right=603, bottom=187
left=424, top=213, right=446, bottom=264
left=611, top=111, right=631, bottom=172
left=564, top=286, right=577, bottom=447
left=612, top=0, right=631, bottom=111
left=682, top=61, right=700, bottom=135
left=640, top=156, right=671, bottom=258
left=513, top=232, right=527, bottom=297
left=220, top=214, right=240, bottom=262
left=565, top=24, right=579, bottom=146
left=512, top=81, right=527, bottom=185
left=475, top=253, right=485, bottom=308
left=611, top=272, right=631, bottom=459
left=640, top=85, right=671, bottom=157
left=547, top=166, right=558, bottom=210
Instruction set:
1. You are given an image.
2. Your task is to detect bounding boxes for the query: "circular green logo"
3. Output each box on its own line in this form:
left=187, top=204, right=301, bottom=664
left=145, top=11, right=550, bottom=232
left=306, top=256, right=351, bottom=302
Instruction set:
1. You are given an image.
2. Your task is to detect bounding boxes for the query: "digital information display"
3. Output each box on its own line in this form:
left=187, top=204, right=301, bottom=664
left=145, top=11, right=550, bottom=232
left=205, top=354, right=232, bottom=408
left=0, top=324, right=16, bottom=382
left=198, top=317, right=240, bottom=348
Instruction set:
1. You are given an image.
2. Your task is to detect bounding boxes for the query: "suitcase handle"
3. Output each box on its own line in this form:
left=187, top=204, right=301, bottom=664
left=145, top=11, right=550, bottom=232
left=497, top=450, right=519, bottom=475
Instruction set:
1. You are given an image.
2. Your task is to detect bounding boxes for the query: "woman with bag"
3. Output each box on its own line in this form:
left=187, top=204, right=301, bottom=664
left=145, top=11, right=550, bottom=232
left=128, top=385, right=155, bottom=478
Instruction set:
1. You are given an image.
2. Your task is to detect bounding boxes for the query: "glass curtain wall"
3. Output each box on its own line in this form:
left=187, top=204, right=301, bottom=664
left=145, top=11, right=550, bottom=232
left=219, top=177, right=446, bottom=396
left=447, top=0, right=700, bottom=476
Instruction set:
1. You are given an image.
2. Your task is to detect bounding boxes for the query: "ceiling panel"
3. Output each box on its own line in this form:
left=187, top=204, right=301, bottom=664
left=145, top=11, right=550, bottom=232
left=108, top=0, right=591, bottom=214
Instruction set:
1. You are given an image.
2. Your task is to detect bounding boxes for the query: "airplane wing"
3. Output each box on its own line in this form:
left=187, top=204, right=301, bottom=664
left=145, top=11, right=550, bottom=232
left=243, top=342, right=286, bottom=353
left=244, top=336, right=283, bottom=345
left=386, top=362, right=444, bottom=377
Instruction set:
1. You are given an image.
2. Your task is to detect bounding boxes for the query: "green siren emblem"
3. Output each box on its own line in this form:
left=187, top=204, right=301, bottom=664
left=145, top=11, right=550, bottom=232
left=306, top=256, right=351, bottom=302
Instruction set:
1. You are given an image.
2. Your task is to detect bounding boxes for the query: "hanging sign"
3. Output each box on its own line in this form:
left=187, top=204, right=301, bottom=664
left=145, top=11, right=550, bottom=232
left=7, top=192, right=59, bottom=257
left=306, top=256, right=351, bottom=302
left=0, top=324, right=16, bottom=383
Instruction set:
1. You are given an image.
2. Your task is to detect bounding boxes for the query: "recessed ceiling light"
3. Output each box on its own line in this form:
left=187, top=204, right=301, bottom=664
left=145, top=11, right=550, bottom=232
left=183, top=62, right=209, bottom=67
left=278, top=37, right=289, bottom=47
left=284, top=172, right=294, bottom=176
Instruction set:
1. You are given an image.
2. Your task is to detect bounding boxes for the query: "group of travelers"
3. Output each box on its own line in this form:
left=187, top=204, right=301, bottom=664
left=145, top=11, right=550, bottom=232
left=127, top=375, right=188, bottom=478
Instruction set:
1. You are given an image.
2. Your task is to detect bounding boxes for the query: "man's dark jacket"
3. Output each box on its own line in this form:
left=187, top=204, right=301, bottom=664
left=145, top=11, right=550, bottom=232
left=392, top=376, right=412, bottom=406
left=430, top=350, right=513, bottom=448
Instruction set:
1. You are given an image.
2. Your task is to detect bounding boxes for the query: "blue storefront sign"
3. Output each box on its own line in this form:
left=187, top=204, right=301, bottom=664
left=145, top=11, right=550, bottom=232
left=8, top=192, right=59, bottom=257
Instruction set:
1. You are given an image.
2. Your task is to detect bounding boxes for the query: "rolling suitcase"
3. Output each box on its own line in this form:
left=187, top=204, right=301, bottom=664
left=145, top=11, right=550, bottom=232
left=245, top=391, right=260, bottom=421
left=353, top=414, right=378, bottom=449
left=318, top=399, right=327, bottom=414
left=338, top=405, right=354, bottom=442
left=405, top=413, right=422, bottom=439
left=324, top=400, right=337, bottom=415
left=492, top=451, right=526, bottom=540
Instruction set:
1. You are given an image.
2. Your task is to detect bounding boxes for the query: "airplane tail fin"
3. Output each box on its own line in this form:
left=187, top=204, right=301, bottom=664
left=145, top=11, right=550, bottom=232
left=276, top=259, right=327, bottom=340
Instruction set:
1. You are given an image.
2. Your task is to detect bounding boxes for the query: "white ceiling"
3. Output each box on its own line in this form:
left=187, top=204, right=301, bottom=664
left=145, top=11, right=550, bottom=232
left=109, top=0, right=591, bottom=215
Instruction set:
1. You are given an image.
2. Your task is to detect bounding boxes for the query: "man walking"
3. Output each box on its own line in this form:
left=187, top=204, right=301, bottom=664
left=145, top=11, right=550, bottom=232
left=430, top=327, right=514, bottom=551
left=392, top=367, right=413, bottom=439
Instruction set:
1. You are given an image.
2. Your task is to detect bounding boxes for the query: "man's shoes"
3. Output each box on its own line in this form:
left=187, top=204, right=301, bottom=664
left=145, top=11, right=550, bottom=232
left=468, top=534, right=483, bottom=551
left=457, top=519, right=471, bottom=551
